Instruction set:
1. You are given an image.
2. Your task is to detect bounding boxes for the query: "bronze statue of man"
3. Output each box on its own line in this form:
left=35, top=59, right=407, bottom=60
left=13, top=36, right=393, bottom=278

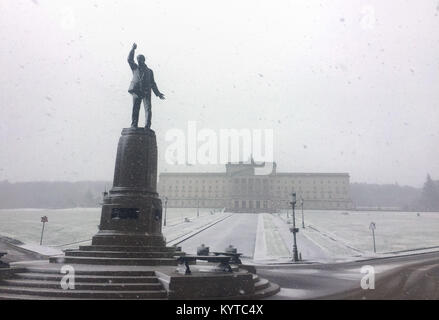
left=127, top=43, right=165, bottom=129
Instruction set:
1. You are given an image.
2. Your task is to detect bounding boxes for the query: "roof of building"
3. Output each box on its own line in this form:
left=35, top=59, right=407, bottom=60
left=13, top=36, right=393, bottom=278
left=159, top=172, right=226, bottom=177
left=159, top=171, right=349, bottom=177
left=275, top=172, right=350, bottom=177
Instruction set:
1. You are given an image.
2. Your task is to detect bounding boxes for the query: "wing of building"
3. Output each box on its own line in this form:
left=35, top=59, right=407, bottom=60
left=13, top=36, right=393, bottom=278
left=158, top=161, right=353, bottom=213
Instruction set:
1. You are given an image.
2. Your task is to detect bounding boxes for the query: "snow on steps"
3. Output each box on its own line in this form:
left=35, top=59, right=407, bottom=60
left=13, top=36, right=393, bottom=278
left=0, top=268, right=167, bottom=300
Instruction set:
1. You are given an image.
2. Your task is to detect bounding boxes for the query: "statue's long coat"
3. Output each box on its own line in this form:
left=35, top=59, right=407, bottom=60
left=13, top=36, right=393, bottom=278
left=127, top=50, right=161, bottom=98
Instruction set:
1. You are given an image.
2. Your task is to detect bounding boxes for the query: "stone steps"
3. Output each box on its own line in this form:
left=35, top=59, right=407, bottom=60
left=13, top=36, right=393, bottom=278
left=3, top=279, right=163, bottom=291
left=0, top=286, right=167, bottom=299
left=254, top=278, right=270, bottom=291
left=0, top=266, right=168, bottom=300
left=0, top=294, right=78, bottom=300
left=253, top=281, right=281, bottom=299
left=79, top=245, right=178, bottom=252
left=249, top=273, right=278, bottom=298
left=0, top=293, right=166, bottom=300
left=91, top=235, right=165, bottom=247
left=0, top=266, right=280, bottom=300
left=23, top=267, right=156, bottom=277
left=50, top=256, right=178, bottom=266
left=64, top=250, right=180, bottom=259
left=15, top=273, right=158, bottom=283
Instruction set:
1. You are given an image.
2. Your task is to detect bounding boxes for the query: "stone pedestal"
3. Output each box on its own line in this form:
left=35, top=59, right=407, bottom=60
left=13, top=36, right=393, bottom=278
left=25, top=128, right=282, bottom=300
left=92, top=128, right=165, bottom=247
left=50, top=127, right=179, bottom=266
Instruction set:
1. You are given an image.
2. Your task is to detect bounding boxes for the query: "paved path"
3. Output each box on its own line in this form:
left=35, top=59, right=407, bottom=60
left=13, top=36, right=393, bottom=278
left=178, top=213, right=259, bottom=258
left=164, top=212, right=232, bottom=245
left=254, top=213, right=332, bottom=262
left=0, top=237, right=45, bottom=264
left=177, top=212, right=347, bottom=262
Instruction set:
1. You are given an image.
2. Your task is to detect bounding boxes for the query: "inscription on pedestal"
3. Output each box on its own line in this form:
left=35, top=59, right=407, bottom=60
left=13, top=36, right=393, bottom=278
left=111, top=208, right=140, bottom=220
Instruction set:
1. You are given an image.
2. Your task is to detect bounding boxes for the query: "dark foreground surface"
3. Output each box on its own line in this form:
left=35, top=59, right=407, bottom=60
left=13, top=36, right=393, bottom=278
left=258, top=251, right=439, bottom=299
left=2, top=234, right=439, bottom=299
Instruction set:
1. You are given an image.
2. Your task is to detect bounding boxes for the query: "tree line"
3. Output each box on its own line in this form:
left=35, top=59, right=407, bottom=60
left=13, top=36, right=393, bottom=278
left=0, top=176, right=437, bottom=211
left=0, top=180, right=109, bottom=209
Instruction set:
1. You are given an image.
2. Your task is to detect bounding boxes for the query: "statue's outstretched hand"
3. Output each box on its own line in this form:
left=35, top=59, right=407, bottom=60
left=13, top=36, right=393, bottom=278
left=159, top=93, right=165, bottom=100
left=132, top=43, right=137, bottom=50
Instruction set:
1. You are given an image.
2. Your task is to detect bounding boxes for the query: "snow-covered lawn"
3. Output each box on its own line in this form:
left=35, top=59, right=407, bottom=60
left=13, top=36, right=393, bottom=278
left=280, top=209, right=439, bottom=256
left=0, top=207, right=220, bottom=249
left=2, top=208, right=438, bottom=261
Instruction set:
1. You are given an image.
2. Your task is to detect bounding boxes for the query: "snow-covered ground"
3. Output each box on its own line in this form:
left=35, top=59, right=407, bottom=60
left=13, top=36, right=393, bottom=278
left=0, top=207, right=223, bottom=253
left=1, top=208, right=439, bottom=262
left=276, top=209, right=439, bottom=261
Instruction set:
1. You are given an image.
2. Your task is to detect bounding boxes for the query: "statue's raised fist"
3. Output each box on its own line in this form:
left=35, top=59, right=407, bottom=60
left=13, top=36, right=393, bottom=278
left=132, top=43, right=137, bottom=50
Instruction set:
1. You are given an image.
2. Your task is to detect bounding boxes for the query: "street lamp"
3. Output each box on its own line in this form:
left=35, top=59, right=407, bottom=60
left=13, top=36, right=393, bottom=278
left=290, top=193, right=299, bottom=262
left=40, top=216, right=48, bottom=245
left=301, top=197, right=305, bottom=229
left=197, top=198, right=200, bottom=218
left=369, top=222, right=376, bottom=253
left=163, top=197, right=168, bottom=227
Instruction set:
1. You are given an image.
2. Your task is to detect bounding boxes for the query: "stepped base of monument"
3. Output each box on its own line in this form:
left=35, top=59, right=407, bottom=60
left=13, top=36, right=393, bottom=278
left=49, top=244, right=181, bottom=266
left=49, top=256, right=179, bottom=266
left=91, top=231, right=166, bottom=247
left=0, top=260, right=280, bottom=300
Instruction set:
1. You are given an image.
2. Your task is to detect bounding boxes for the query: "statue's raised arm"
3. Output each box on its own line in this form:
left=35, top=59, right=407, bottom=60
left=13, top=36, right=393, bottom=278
left=127, top=43, right=137, bottom=70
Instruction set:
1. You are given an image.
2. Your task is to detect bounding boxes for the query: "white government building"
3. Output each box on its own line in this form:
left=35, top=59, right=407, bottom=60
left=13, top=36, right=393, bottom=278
left=158, top=160, right=353, bottom=213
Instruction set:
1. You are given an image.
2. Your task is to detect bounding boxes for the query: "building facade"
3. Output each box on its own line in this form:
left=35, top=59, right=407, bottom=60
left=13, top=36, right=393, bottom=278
left=158, top=160, right=353, bottom=212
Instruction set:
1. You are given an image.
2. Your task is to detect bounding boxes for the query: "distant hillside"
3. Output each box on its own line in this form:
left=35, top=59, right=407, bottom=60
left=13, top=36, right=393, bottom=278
left=350, top=183, right=421, bottom=210
left=0, top=180, right=423, bottom=210
left=0, top=180, right=110, bottom=209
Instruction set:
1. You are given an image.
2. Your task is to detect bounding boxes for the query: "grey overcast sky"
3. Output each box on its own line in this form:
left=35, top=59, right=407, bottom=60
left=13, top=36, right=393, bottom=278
left=0, top=0, right=438, bottom=187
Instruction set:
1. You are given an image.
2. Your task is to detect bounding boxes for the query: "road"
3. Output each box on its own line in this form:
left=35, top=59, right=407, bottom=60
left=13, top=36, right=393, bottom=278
left=257, top=251, right=439, bottom=299
left=177, top=213, right=439, bottom=299
left=178, top=213, right=258, bottom=258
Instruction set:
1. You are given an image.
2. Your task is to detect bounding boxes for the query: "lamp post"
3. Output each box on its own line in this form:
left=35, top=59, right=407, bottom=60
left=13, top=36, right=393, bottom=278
left=197, top=198, right=200, bottom=218
left=40, top=216, right=48, bottom=245
left=163, top=197, right=168, bottom=227
left=369, top=222, right=376, bottom=253
left=290, top=193, right=299, bottom=262
left=301, top=197, right=305, bottom=228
